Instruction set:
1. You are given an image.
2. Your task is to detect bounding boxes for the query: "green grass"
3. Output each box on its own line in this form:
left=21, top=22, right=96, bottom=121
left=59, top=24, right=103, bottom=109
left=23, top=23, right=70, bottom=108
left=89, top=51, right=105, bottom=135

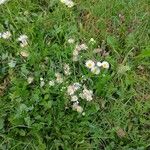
left=0, top=0, right=150, bottom=149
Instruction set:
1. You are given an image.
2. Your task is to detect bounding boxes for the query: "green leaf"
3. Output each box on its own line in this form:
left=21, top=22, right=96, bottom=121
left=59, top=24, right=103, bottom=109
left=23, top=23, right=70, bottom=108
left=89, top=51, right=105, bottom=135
left=0, top=118, right=4, bottom=130
left=107, top=36, right=120, bottom=55
left=137, top=48, right=150, bottom=58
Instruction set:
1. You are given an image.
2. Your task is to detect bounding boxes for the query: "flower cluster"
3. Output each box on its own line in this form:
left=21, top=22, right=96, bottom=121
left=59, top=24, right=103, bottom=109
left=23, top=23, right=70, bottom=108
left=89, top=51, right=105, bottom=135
left=79, top=87, right=93, bottom=101
left=0, top=31, right=11, bottom=39
left=17, top=34, right=29, bottom=58
left=73, top=43, right=88, bottom=61
left=67, top=82, right=93, bottom=114
left=38, top=63, right=72, bottom=88
left=85, top=60, right=109, bottom=74
left=60, top=0, right=74, bottom=8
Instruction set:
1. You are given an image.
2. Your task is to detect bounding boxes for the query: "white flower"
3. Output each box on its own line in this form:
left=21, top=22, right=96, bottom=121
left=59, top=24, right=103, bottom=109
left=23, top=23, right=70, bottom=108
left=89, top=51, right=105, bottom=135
left=64, top=63, right=71, bottom=75
left=91, top=66, right=100, bottom=75
left=55, top=73, right=63, bottom=83
left=67, top=83, right=81, bottom=95
left=67, top=85, right=76, bottom=95
left=101, top=61, right=109, bottom=69
left=0, top=0, right=8, bottom=5
left=85, top=60, right=95, bottom=69
left=40, top=77, right=44, bottom=81
left=60, top=0, right=74, bottom=8
left=40, top=81, right=45, bottom=87
left=78, top=43, right=88, bottom=51
left=20, top=50, right=29, bottom=58
left=2, top=31, right=11, bottom=39
left=71, top=95, right=78, bottom=102
left=18, top=35, right=28, bottom=47
left=97, top=62, right=102, bottom=67
left=68, top=38, right=75, bottom=44
left=72, top=103, right=83, bottom=113
left=66, top=1, right=74, bottom=7
left=20, top=40, right=28, bottom=47
left=27, top=76, right=34, bottom=84
left=81, top=88, right=93, bottom=101
left=18, top=35, right=28, bottom=42
left=89, top=38, right=96, bottom=44
left=74, top=43, right=88, bottom=52
left=76, top=105, right=83, bottom=113
left=49, top=80, right=55, bottom=86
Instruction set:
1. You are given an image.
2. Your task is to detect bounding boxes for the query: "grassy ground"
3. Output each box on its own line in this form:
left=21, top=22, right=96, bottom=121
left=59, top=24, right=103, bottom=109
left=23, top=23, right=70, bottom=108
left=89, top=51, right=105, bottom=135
left=0, top=0, right=150, bottom=149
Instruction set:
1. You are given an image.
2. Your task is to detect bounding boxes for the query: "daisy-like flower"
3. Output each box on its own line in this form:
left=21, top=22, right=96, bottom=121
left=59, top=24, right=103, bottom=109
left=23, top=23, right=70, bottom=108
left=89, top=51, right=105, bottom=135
left=49, top=80, right=55, bottom=86
left=97, top=61, right=102, bottom=67
left=27, top=76, right=34, bottom=84
left=68, top=38, right=75, bottom=44
left=18, top=35, right=28, bottom=42
left=20, top=50, right=29, bottom=58
left=76, top=105, right=83, bottom=113
left=67, top=85, right=76, bottom=95
left=20, top=40, right=28, bottom=47
left=72, top=102, right=83, bottom=113
left=40, top=77, right=45, bottom=87
left=18, top=35, right=28, bottom=47
left=40, top=81, right=45, bottom=87
left=0, top=0, right=8, bottom=5
left=85, top=60, right=95, bottom=69
left=71, top=95, right=78, bottom=102
left=64, top=63, right=71, bottom=75
left=60, top=0, right=74, bottom=8
left=101, top=61, right=109, bottom=69
left=74, top=43, right=88, bottom=52
left=55, top=73, right=63, bottom=83
left=81, top=87, right=93, bottom=101
left=67, top=83, right=81, bottom=95
left=91, top=66, right=100, bottom=75
left=2, top=31, right=11, bottom=39
left=78, top=43, right=88, bottom=51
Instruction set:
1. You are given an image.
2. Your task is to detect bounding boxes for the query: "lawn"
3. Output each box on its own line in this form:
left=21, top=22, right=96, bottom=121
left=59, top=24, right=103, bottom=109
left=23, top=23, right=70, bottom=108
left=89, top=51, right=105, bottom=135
left=0, top=0, right=150, bottom=149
